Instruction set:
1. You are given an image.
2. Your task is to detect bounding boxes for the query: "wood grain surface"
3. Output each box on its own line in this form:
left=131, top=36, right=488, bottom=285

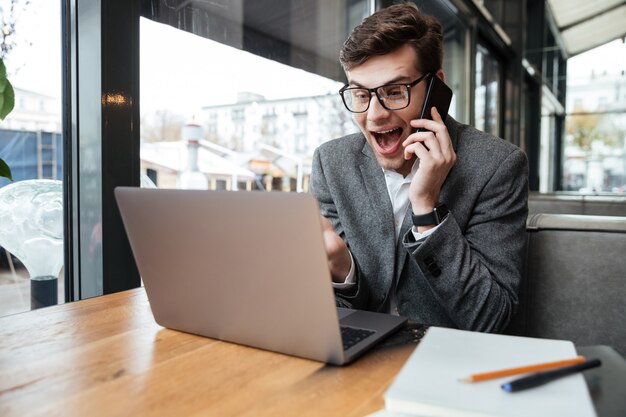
left=0, top=288, right=415, bottom=417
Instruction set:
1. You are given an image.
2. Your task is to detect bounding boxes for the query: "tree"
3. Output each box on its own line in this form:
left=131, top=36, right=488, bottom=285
left=0, top=0, right=31, bottom=60
left=566, top=106, right=618, bottom=152
left=0, top=0, right=32, bottom=180
left=141, top=109, right=185, bottom=142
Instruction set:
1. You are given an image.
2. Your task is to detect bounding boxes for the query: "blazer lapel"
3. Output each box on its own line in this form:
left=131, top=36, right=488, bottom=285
left=358, top=142, right=396, bottom=286
left=358, top=142, right=394, bottom=225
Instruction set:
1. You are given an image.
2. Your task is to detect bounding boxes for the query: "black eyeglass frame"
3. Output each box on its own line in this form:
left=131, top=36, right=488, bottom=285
left=339, top=73, right=432, bottom=113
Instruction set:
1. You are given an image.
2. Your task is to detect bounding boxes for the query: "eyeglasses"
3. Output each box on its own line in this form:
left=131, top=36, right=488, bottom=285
left=339, top=73, right=431, bottom=113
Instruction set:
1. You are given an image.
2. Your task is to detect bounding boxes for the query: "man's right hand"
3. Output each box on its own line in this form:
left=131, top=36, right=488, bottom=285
left=320, top=216, right=352, bottom=283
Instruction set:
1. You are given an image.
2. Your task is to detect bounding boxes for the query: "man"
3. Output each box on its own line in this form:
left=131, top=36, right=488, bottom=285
left=310, top=3, right=528, bottom=332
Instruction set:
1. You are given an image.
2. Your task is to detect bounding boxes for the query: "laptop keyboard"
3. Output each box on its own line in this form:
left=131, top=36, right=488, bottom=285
left=341, top=326, right=376, bottom=350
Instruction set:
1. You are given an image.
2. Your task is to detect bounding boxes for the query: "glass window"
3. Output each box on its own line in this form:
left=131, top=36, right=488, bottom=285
left=140, top=0, right=365, bottom=193
left=0, top=0, right=63, bottom=317
left=563, top=40, right=626, bottom=194
left=475, top=43, right=501, bottom=136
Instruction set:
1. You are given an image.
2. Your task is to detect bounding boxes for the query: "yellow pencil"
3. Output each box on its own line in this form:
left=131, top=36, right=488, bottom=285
left=460, top=356, right=586, bottom=382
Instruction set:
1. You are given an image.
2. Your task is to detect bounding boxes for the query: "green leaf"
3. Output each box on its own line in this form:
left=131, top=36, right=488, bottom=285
left=0, top=59, right=15, bottom=179
left=0, top=158, right=12, bottom=181
left=0, top=59, right=15, bottom=120
left=0, top=81, right=14, bottom=120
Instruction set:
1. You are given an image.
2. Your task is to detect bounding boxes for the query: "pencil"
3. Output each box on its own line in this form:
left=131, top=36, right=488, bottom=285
left=460, top=356, right=586, bottom=382
left=501, top=358, right=602, bottom=392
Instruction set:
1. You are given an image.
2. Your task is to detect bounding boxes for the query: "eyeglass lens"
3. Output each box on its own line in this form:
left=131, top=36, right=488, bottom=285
left=342, top=84, right=410, bottom=113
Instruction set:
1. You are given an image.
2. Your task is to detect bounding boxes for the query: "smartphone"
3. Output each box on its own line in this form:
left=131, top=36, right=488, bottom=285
left=416, top=75, right=453, bottom=132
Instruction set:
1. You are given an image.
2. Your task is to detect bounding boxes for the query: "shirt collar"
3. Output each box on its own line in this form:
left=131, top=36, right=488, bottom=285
left=382, top=158, right=419, bottom=182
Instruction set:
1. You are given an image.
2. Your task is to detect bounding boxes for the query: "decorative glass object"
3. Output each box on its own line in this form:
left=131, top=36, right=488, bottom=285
left=0, top=179, right=63, bottom=309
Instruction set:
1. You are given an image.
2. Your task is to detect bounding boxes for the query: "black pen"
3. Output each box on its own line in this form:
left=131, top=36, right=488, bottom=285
left=501, top=358, right=602, bottom=393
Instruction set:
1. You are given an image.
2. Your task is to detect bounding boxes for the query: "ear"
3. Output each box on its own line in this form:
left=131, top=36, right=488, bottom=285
left=436, top=69, right=446, bottom=82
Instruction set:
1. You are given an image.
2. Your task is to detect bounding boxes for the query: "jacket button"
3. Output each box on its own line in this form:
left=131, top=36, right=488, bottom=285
left=424, top=255, right=435, bottom=266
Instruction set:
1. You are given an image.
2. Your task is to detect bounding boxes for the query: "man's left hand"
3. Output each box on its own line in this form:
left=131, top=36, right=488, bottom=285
left=402, top=106, right=456, bottom=216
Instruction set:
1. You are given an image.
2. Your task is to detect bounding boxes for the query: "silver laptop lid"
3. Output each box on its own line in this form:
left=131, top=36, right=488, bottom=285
left=115, top=187, right=345, bottom=364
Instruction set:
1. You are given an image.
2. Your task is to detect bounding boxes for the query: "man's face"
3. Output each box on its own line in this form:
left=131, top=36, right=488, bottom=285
left=345, top=44, right=427, bottom=174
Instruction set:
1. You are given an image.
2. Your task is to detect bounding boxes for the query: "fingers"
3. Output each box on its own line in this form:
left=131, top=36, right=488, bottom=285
left=319, top=215, right=352, bottom=282
left=431, top=106, right=444, bottom=122
left=404, top=107, right=454, bottom=161
left=320, top=215, right=333, bottom=231
left=403, top=134, right=437, bottom=161
left=429, top=107, right=454, bottom=157
left=320, top=215, right=344, bottom=255
left=410, top=107, right=447, bottom=136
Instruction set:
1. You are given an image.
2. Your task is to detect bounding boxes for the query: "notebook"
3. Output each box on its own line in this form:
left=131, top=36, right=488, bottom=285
left=115, top=187, right=407, bottom=365
left=383, top=327, right=597, bottom=417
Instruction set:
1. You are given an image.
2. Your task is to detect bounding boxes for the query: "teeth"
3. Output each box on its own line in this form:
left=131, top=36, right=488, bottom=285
left=375, top=128, right=399, bottom=134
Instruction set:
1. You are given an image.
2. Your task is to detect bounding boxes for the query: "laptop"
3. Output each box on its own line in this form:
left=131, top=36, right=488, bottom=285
left=115, top=187, right=407, bottom=365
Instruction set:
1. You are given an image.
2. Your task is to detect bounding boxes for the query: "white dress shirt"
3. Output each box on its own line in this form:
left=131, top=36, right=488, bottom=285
left=332, top=159, right=443, bottom=309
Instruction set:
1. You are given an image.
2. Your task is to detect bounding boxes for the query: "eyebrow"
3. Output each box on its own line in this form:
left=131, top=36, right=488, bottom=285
left=348, top=75, right=414, bottom=88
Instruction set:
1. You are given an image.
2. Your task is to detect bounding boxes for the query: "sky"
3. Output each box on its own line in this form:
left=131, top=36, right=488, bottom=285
left=567, top=39, right=626, bottom=83
left=2, top=0, right=61, bottom=97
left=139, top=18, right=342, bottom=118
left=3, top=0, right=624, bottom=117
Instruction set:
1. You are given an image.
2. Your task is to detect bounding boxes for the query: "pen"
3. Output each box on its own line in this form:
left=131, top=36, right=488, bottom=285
left=460, top=356, right=586, bottom=382
left=501, top=358, right=602, bottom=393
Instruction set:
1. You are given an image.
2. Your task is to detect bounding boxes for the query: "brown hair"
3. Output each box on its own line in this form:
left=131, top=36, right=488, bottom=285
left=340, top=3, right=443, bottom=74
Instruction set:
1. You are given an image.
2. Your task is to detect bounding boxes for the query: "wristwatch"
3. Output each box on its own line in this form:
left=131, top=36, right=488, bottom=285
left=412, top=202, right=449, bottom=227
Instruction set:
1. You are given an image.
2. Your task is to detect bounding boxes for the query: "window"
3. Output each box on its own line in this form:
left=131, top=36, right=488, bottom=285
left=562, top=40, right=626, bottom=194
left=0, top=0, right=63, bottom=317
left=475, top=43, right=501, bottom=136
left=140, top=0, right=363, bottom=193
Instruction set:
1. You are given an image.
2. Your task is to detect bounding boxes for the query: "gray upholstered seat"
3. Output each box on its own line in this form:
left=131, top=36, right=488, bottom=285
left=529, top=193, right=626, bottom=216
left=506, top=213, right=626, bottom=356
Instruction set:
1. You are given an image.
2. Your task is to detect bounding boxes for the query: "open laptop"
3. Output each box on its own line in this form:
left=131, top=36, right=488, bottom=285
left=115, top=187, right=407, bottom=365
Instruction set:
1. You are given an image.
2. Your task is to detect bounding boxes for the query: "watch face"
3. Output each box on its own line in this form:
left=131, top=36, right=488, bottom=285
left=434, top=203, right=449, bottom=223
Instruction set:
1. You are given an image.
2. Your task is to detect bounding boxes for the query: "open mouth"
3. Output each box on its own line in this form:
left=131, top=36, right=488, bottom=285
left=371, top=127, right=403, bottom=155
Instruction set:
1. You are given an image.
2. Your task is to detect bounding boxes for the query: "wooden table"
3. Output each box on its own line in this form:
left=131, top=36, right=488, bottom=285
left=0, top=288, right=418, bottom=417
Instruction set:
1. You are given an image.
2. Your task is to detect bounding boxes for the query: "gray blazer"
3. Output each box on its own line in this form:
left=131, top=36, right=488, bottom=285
left=310, top=117, right=528, bottom=332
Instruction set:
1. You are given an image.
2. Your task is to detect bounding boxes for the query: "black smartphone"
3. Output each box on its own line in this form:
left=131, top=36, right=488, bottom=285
left=416, top=75, right=453, bottom=132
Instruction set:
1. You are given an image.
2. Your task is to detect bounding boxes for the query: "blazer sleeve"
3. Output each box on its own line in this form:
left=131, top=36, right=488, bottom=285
left=310, top=147, right=370, bottom=309
left=403, top=147, right=529, bottom=332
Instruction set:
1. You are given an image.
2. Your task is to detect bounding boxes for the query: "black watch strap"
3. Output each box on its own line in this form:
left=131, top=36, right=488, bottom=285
left=412, top=203, right=449, bottom=227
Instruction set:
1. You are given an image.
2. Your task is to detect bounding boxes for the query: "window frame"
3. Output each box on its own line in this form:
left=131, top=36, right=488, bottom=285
left=63, top=0, right=141, bottom=301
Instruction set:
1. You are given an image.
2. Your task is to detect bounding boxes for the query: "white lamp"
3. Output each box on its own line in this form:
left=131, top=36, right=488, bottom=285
left=0, top=179, right=63, bottom=309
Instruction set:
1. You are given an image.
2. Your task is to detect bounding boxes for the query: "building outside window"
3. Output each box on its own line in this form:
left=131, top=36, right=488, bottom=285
left=139, top=1, right=365, bottom=193
left=563, top=40, right=626, bottom=194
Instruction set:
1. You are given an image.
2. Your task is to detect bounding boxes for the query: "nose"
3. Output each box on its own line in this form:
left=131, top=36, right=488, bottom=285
left=367, top=93, right=390, bottom=122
